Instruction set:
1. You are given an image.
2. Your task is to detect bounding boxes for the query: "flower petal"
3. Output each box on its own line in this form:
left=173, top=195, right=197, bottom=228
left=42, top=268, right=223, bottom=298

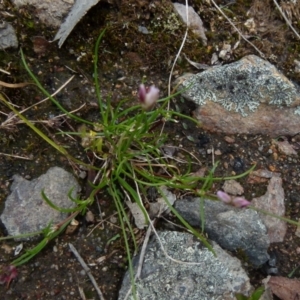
left=138, top=84, right=146, bottom=103
left=232, top=197, right=251, bottom=208
left=140, top=85, right=159, bottom=110
left=216, top=190, right=231, bottom=203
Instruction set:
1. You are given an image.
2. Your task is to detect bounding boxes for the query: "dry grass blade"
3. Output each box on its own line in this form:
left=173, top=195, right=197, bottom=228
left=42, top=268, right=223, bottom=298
left=210, top=0, right=265, bottom=58
left=0, top=80, right=34, bottom=88
left=0, top=152, right=33, bottom=160
left=1, top=75, right=76, bottom=129
left=273, top=0, right=300, bottom=40
left=0, top=68, right=10, bottom=75
left=69, top=243, right=105, bottom=300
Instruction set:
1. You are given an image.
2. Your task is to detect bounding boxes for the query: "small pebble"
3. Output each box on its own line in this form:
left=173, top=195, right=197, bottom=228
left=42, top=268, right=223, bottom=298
left=224, top=136, right=235, bottom=143
left=80, top=269, right=86, bottom=276
left=214, top=149, right=222, bottom=155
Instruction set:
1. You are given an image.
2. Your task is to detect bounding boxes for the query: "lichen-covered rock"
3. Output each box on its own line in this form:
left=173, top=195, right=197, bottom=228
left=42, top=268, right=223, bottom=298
left=178, top=55, right=300, bottom=136
left=118, top=231, right=252, bottom=300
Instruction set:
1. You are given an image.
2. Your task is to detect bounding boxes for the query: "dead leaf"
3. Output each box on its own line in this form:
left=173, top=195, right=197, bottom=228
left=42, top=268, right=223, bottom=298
left=54, top=0, right=101, bottom=48
left=126, top=201, right=147, bottom=229
left=264, top=276, right=300, bottom=300
left=183, top=53, right=210, bottom=70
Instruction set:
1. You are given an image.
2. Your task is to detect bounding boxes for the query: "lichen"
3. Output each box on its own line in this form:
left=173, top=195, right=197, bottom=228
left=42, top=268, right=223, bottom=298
left=182, top=56, right=298, bottom=117
left=294, top=106, right=300, bottom=115
left=150, top=1, right=183, bottom=34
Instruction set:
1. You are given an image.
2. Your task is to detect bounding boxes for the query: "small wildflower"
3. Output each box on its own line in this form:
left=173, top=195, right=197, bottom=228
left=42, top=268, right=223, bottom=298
left=217, top=191, right=250, bottom=208
left=216, top=191, right=231, bottom=204
left=231, top=197, right=251, bottom=208
left=138, top=84, right=160, bottom=110
left=0, top=265, right=18, bottom=288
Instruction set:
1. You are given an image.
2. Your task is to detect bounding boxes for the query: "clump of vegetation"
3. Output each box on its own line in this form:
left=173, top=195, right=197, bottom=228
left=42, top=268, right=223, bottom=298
left=1, top=29, right=298, bottom=298
left=0, top=29, right=214, bottom=293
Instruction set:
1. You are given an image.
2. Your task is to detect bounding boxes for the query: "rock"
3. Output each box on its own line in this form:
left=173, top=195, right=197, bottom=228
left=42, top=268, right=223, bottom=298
left=273, top=139, right=298, bottom=156
left=0, top=22, right=18, bottom=49
left=219, top=43, right=232, bottom=61
left=296, top=226, right=300, bottom=238
left=252, top=175, right=287, bottom=243
left=174, top=197, right=270, bottom=266
left=11, top=0, right=74, bottom=28
left=222, top=179, right=244, bottom=195
left=173, top=3, right=207, bottom=45
left=118, top=231, right=252, bottom=300
left=1, top=167, right=80, bottom=240
left=178, top=55, right=300, bottom=136
left=263, top=276, right=300, bottom=300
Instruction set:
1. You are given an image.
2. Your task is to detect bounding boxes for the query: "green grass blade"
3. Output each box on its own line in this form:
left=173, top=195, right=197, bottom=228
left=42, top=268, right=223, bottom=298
left=108, top=183, right=137, bottom=299
left=20, top=49, right=93, bottom=125
left=41, top=190, right=83, bottom=213
left=157, top=187, right=215, bottom=255
left=94, top=29, right=107, bottom=116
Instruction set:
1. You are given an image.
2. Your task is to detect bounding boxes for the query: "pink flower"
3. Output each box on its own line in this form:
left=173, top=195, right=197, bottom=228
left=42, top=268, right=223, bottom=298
left=138, top=84, right=160, bottom=110
left=216, top=191, right=250, bottom=208
left=231, top=197, right=251, bottom=208
left=216, top=191, right=231, bottom=203
left=0, top=265, right=18, bottom=288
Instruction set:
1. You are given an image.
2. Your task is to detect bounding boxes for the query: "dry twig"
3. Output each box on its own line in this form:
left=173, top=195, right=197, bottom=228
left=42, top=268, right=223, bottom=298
left=272, top=0, right=300, bottom=40
left=69, top=243, right=105, bottom=300
left=210, top=0, right=265, bottom=58
left=0, top=152, right=33, bottom=160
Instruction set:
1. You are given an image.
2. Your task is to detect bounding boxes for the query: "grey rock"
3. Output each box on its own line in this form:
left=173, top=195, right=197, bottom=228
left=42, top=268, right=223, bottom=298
left=1, top=167, right=80, bottom=240
left=11, top=0, right=74, bottom=28
left=173, top=3, right=207, bottom=45
left=178, top=55, right=300, bottom=136
left=174, top=198, right=270, bottom=266
left=118, top=231, right=252, bottom=300
left=0, top=22, right=18, bottom=49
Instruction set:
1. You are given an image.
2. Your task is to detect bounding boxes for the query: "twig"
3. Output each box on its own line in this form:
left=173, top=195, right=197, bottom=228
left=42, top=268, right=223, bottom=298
left=69, top=243, right=105, bottom=300
left=0, top=68, right=10, bottom=75
left=86, top=211, right=119, bottom=237
left=123, top=222, right=153, bottom=300
left=167, top=0, right=189, bottom=98
left=161, top=0, right=189, bottom=136
left=0, top=152, right=33, bottom=160
left=1, top=75, right=75, bottom=127
left=210, top=0, right=265, bottom=58
left=272, top=0, right=300, bottom=40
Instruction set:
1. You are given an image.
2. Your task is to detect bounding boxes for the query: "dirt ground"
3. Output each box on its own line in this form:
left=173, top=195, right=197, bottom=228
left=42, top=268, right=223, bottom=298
left=0, top=0, right=300, bottom=299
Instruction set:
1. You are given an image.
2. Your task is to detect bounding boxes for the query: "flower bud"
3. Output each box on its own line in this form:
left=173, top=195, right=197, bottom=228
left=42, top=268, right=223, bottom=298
left=216, top=191, right=250, bottom=208
left=138, top=84, right=159, bottom=110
